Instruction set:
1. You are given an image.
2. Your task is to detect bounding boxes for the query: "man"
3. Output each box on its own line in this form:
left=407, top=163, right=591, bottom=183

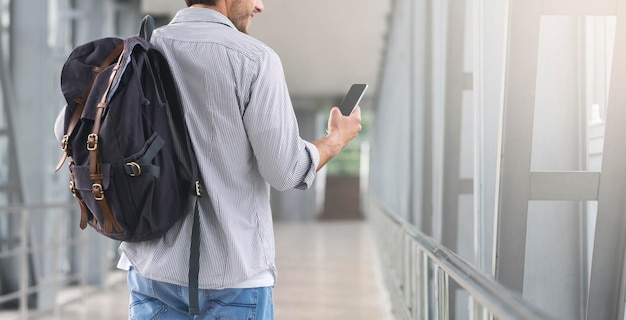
left=117, top=0, right=362, bottom=319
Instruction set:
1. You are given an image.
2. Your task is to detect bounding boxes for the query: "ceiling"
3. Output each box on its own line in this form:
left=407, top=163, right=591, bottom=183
left=142, top=0, right=390, bottom=104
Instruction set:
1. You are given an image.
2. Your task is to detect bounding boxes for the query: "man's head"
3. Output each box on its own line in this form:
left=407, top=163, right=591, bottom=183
left=187, top=0, right=264, bottom=35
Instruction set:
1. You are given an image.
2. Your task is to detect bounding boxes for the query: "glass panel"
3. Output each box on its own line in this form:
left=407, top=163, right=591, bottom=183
left=323, top=109, right=372, bottom=176
left=526, top=200, right=588, bottom=318
left=585, top=200, right=597, bottom=292
left=459, top=90, right=474, bottom=179
left=531, top=16, right=614, bottom=172
left=0, top=0, right=9, bottom=66
left=581, top=17, right=614, bottom=319
left=0, top=135, right=7, bottom=185
left=0, top=84, right=4, bottom=128
left=532, top=17, right=586, bottom=171
left=0, top=0, right=9, bottom=129
left=584, top=16, right=615, bottom=172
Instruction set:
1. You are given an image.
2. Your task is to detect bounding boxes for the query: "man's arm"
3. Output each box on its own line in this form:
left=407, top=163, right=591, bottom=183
left=313, top=106, right=362, bottom=171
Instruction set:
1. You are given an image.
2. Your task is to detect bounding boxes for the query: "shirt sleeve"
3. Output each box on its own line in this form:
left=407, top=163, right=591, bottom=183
left=243, top=50, right=319, bottom=191
left=296, top=141, right=320, bottom=190
left=54, top=104, right=66, bottom=142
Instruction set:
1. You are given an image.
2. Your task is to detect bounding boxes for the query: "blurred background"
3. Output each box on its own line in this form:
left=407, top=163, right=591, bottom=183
left=2, top=0, right=626, bottom=319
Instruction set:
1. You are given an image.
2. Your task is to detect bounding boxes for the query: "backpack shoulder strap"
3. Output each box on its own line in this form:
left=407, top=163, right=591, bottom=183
left=150, top=44, right=203, bottom=316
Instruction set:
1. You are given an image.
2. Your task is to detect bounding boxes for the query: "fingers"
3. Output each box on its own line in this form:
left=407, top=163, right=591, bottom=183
left=350, top=106, right=362, bottom=119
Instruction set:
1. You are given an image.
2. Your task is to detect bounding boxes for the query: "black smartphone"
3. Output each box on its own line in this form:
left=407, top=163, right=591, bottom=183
left=338, top=84, right=368, bottom=116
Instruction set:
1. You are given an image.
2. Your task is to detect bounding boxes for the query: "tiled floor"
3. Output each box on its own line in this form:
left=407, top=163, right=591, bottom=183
left=273, top=221, right=393, bottom=320
left=11, top=221, right=393, bottom=319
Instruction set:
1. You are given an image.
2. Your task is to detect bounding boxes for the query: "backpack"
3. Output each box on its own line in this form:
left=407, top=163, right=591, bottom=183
left=54, top=16, right=203, bottom=315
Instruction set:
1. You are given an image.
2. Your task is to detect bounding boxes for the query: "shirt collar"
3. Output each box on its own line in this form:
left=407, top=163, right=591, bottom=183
left=170, top=7, right=236, bottom=30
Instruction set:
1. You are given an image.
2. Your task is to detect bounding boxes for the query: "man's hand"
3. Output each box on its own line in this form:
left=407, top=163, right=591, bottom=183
left=313, top=106, right=362, bottom=171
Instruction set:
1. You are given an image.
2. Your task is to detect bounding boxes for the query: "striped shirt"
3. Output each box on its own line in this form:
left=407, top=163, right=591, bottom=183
left=117, top=8, right=320, bottom=289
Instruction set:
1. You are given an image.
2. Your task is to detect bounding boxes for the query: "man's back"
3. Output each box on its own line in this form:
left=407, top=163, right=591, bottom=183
left=120, top=2, right=362, bottom=319
left=118, top=7, right=320, bottom=290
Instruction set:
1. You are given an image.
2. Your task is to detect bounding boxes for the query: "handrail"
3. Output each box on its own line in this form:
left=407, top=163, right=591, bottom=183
left=369, top=198, right=554, bottom=319
left=0, top=203, right=77, bottom=213
left=0, top=18, right=24, bottom=205
left=0, top=203, right=124, bottom=320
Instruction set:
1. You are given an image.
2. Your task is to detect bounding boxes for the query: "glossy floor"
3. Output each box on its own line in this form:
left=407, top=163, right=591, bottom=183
left=25, top=221, right=393, bottom=319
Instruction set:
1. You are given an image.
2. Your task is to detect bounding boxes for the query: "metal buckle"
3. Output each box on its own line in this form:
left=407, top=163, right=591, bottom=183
left=69, top=181, right=77, bottom=197
left=195, top=180, right=201, bottom=196
left=86, top=134, right=98, bottom=151
left=92, top=183, right=105, bottom=200
left=61, top=135, right=69, bottom=151
left=127, top=162, right=142, bottom=177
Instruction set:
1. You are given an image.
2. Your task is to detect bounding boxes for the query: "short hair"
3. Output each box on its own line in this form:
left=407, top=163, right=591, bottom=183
left=185, top=0, right=218, bottom=6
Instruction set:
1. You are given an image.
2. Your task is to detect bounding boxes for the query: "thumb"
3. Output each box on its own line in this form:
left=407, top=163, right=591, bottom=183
left=331, top=107, right=342, bottom=117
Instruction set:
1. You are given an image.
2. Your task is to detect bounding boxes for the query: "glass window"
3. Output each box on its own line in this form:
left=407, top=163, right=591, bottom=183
left=0, top=0, right=9, bottom=65
left=0, top=136, right=7, bottom=185
left=584, top=16, right=615, bottom=172
left=324, top=109, right=372, bottom=176
left=0, top=78, right=5, bottom=128
left=0, top=0, right=8, bottom=205
left=48, top=0, right=79, bottom=55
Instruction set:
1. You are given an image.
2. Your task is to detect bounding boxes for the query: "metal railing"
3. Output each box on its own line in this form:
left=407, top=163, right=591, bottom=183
left=367, top=198, right=554, bottom=320
left=0, top=203, right=124, bottom=319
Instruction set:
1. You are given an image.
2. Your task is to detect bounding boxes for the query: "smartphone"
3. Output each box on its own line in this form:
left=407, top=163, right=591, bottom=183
left=338, top=84, right=368, bottom=116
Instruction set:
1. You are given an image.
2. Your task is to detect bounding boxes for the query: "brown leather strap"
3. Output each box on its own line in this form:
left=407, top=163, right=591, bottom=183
left=54, top=146, right=69, bottom=173
left=75, top=197, right=91, bottom=230
left=69, top=163, right=91, bottom=230
left=87, top=52, right=125, bottom=235
left=54, top=42, right=124, bottom=172
left=72, top=43, right=124, bottom=129
left=90, top=170, right=121, bottom=233
left=100, top=197, right=119, bottom=233
left=88, top=60, right=121, bottom=174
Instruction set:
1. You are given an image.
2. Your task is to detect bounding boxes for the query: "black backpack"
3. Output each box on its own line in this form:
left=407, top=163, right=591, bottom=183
left=55, top=16, right=203, bottom=315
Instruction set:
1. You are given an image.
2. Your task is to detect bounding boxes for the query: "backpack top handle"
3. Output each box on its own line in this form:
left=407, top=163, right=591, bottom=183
left=139, top=15, right=155, bottom=42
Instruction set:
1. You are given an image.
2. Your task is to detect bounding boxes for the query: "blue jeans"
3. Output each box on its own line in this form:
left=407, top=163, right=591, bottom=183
left=127, top=268, right=274, bottom=319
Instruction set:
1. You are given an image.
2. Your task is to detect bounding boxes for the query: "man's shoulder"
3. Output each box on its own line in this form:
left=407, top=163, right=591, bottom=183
left=227, top=33, right=277, bottom=61
left=153, top=25, right=277, bottom=64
